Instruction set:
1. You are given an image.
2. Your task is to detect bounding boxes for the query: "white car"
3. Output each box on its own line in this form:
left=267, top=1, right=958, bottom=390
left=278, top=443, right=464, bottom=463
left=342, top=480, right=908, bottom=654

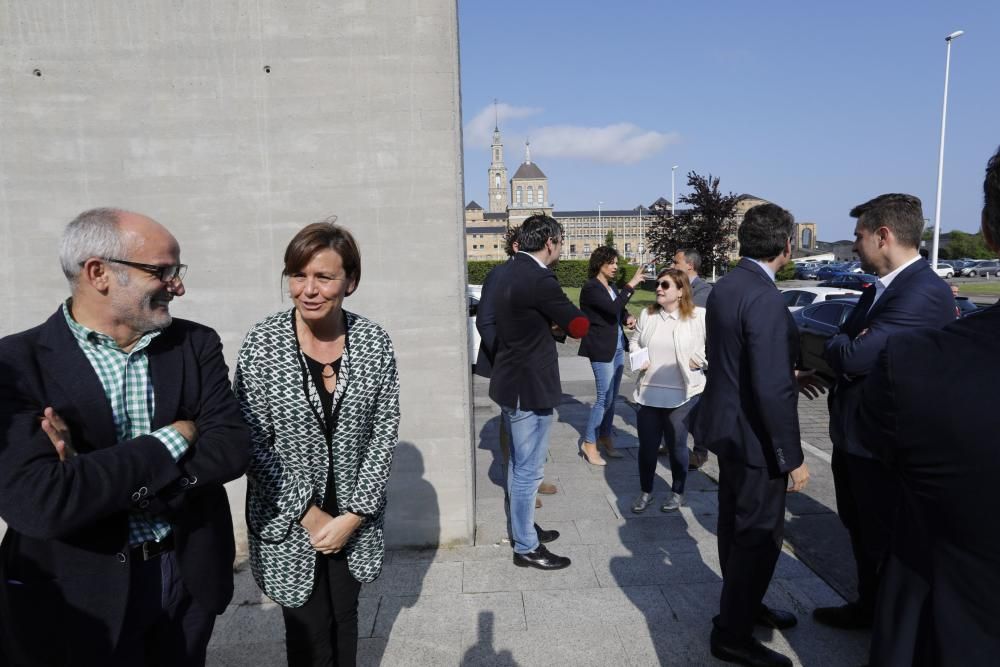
left=467, top=284, right=482, bottom=369
left=930, top=262, right=955, bottom=278
left=780, top=286, right=863, bottom=312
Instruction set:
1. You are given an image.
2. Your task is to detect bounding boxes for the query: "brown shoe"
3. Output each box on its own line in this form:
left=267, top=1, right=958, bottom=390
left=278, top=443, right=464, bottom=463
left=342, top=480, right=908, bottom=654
left=538, top=481, right=558, bottom=495
left=535, top=496, right=542, bottom=508
left=688, top=449, right=708, bottom=470
left=597, top=435, right=623, bottom=459
left=580, top=442, right=607, bottom=466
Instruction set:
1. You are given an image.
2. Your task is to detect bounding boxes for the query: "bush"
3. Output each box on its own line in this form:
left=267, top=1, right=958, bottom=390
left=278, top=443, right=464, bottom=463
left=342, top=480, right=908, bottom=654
left=776, top=261, right=796, bottom=281
left=467, top=260, right=504, bottom=285
left=467, top=259, right=640, bottom=289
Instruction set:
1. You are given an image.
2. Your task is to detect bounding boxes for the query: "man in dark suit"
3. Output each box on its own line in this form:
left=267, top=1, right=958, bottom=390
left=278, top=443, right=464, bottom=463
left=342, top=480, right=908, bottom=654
left=475, top=228, right=557, bottom=505
left=0, top=208, right=250, bottom=666
left=693, top=203, right=818, bottom=667
left=815, top=194, right=956, bottom=631
left=674, top=248, right=712, bottom=469
left=489, top=214, right=589, bottom=571
left=856, top=148, right=1000, bottom=666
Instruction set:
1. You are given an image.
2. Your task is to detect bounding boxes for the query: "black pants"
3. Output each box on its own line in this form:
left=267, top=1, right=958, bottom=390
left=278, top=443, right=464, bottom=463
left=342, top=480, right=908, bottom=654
left=282, top=553, right=362, bottom=667
left=831, top=448, right=899, bottom=612
left=715, top=456, right=787, bottom=642
left=110, top=550, right=217, bottom=667
left=636, top=399, right=698, bottom=494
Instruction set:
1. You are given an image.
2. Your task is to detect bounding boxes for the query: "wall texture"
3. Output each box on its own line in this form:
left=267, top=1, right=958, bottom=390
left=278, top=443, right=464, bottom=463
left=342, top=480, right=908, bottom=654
left=0, top=0, right=473, bottom=551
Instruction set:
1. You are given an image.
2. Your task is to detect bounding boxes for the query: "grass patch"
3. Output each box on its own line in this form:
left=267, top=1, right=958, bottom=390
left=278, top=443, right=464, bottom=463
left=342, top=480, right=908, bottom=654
left=954, top=282, right=1000, bottom=296
left=562, top=286, right=657, bottom=317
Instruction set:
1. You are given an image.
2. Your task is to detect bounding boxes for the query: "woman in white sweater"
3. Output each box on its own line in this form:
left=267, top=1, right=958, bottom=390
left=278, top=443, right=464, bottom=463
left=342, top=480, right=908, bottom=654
left=629, top=268, right=707, bottom=513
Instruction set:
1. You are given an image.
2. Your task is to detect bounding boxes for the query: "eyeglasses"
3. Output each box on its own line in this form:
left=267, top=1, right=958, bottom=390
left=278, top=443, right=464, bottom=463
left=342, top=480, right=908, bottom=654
left=102, top=258, right=188, bottom=283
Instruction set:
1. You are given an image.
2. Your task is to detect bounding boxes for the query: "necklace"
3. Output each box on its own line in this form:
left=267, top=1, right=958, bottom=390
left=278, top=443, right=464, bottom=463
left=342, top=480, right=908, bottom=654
left=321, top=364, right=337, bottom=379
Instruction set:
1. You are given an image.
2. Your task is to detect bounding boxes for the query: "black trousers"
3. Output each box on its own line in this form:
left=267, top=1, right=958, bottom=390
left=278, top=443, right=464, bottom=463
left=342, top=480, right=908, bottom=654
left=715, top=456, right=787, bottom=642
left=281, top=553, right=362, bottom=667
left=831, top=448, right=898, bottom=612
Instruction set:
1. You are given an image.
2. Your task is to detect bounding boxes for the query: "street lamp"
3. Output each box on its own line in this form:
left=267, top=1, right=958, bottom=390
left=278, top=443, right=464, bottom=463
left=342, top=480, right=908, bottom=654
left=598, top=201, right=604, bottom=246
left=671, top=165, right=679, bottom=218
left=931, top=29, right=964, bottom=269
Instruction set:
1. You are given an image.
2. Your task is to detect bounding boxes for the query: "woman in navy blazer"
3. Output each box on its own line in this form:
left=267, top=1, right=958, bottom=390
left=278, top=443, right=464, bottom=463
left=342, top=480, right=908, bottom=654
left=578, top=247, right=645, bottom=464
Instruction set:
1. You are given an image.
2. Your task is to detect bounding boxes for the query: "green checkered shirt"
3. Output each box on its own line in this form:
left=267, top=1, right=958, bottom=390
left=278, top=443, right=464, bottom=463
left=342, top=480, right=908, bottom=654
left=62, top=301, right=189, bottom=546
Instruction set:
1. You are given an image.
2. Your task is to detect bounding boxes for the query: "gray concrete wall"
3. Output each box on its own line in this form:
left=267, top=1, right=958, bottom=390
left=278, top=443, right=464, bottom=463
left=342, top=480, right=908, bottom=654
left=0, top=1, right=473, bottom=551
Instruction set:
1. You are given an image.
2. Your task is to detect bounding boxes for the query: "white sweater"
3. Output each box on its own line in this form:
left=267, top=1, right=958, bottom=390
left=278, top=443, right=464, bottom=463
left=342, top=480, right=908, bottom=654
left=629, top=306, right=708, bottom=405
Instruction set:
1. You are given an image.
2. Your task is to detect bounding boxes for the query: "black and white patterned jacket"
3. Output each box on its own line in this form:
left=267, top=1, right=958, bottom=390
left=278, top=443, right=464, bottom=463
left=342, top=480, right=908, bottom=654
left=235, top=308, right=400, bottom=607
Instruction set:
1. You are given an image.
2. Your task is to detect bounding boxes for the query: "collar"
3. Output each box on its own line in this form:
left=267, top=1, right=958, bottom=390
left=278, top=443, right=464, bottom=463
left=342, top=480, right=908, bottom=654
left=747, top=258, right=777, bottom=282
left=516, top=250, right=549, bottom=269
left=62, top=299, right=161, bottom=353
left=876, top=254, right=922, bottom=290
left=657, top=308, right=681, bottom=321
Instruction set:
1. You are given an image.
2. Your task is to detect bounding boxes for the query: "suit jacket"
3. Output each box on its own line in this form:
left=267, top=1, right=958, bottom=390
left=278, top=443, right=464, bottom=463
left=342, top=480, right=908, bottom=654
left=858, top=304, right=1000, bottom=666
left=578, top=278, right=635, bottom=362
left=690, top=276, right=712, bottom=308
left=235, top=309, right=400, bottom=607
left=691, top=259, right=802, bottom=475
left=474, top=259, right=514, bottom=379
left=489, top=253, right=589, bottom=411
left=0, top=309, right=250, bottom=665
left=824, top=259, right=955, bottom=458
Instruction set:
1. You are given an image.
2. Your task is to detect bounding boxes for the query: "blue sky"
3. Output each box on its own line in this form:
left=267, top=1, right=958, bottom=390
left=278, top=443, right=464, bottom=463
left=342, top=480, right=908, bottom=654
left=458, top=1, right=999, bottom=242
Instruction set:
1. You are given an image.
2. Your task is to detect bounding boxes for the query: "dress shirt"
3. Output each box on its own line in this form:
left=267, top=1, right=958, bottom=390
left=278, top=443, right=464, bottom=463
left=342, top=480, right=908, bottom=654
left=517, top=250, right=549, bottom=270
left=870, top=254, right=922, bottom=311
left=62, top=301, right=189, bottom=546
left=747, top=258, right=777, bottom=282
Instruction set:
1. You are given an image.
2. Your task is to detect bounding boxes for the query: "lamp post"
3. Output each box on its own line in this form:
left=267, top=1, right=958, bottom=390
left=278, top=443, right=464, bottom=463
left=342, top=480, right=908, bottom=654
left=671, top=165, right=679, bottom=218
left=598, top=201, right=604, bottom=247
left=931, top=29, right=964, bottom=269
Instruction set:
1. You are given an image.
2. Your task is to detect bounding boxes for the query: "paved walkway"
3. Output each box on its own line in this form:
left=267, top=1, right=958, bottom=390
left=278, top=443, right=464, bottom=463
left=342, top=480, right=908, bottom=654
left=208, top=356, right=870, bottom=666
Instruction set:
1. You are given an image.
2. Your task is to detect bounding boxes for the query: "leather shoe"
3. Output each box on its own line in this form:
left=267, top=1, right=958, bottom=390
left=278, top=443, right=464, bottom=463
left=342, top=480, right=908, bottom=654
left=812, top=602, right=873, bottom=629
left=534, top=524, right=559, bottom=544
left=537, top=481, right=558, bottom=495
left=513, top=544, right=570, bottom=570
left=710, top=628, right=791, bottom=667
left=688, top=449, right=708, bottom=470
left=756, top=605, right=797, bottom=629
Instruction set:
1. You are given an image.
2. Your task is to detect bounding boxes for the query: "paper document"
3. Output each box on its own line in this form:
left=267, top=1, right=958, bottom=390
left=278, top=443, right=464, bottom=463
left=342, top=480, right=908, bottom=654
left=629, top=347, right=649, bottom=371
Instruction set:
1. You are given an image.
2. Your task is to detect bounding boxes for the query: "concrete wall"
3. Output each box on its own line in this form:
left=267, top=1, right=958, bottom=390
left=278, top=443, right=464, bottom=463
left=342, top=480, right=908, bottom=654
left=0, top=0, right=473, bottom=551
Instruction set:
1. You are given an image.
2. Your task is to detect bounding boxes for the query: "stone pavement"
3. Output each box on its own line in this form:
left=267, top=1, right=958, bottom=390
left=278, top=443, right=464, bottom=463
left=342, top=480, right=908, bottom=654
left=208, top=355, right=870, bottom=666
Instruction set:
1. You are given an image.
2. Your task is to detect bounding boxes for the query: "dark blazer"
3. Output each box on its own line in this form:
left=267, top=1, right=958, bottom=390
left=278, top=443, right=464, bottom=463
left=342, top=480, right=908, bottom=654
left=474, top=259, right=514, bottom=379
left=578, top=278, right=634, bottom=362
left=692, top=259, right=802, bottom=475
left=489, top=253, right=589, bottom=411
left=858, top=304, right=1000, bottom=666
left=690, top=275, right=712, bottom=308
left=824, top=259, right=955, bottom=458
left=0, top=309, right=250, bottom=665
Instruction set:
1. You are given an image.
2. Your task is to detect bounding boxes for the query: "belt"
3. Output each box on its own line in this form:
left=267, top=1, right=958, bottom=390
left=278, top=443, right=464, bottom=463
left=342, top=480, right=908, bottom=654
left=130, top=534, right=175, bottom=562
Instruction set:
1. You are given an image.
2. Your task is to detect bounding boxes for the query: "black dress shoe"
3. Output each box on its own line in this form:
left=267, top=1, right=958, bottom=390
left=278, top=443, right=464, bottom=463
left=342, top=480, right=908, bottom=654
left=812, top=602, right=873, bottom=629
left=710, top=628, right=792, bottom=667
left=534, top=524, right=559, bottom=544
left=512, top=544, right=571, bottom=570
left=756, top=605, right=797, bottom=629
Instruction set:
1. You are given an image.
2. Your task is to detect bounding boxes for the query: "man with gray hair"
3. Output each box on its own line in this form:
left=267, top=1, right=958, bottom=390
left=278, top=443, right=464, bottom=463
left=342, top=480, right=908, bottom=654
left=673, top=247, right=712, bottom=469
left=855, top=146, right=1000, bottom=665
left=0, top=208, right=249, bottom=665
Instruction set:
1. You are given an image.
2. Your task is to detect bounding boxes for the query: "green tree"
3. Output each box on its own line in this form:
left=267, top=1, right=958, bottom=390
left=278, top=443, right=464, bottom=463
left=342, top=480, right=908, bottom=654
left=604, top=229, right=615, bottom=248
left=942, top=230, right=993, bottom=259
left=646, top=171, right=740, bottom=275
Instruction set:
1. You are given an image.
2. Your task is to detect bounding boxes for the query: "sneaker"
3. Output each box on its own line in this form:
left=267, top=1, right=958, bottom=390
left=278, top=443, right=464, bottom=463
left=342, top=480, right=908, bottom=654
left=631, top=492, right=654, bottom=514
left=660, top=492, right=683, bottom=512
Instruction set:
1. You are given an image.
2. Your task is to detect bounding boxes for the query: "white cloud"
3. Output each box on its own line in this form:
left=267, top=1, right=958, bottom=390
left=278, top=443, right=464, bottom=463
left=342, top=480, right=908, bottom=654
left=464, top=103, right=542, bottom=148
left=529, top=123, right=678, bottom=165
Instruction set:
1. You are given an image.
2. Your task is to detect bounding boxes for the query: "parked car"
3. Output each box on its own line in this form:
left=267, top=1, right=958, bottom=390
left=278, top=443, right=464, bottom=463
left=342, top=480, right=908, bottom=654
left=951, top=259, right=972, bottom=274
left=843, top=261, right=864, bottom=274
left=960, top=260, right=984, bottom=276
left=468, top=284, right=482, bottom=370
left=966, top=260, right=1000, bottom=277
left=780, top=286, right=862, bottom=312
left=818, top=273, right=878, bottom=290
left=929, top=260, right=955, bottom=278
left=815, top=264, right=843, bottom=281
left=955, top=296, right=982, bottom=318
left=792, top=297, right=860, bottom=383
left=794, top=263, right=820, bottom=280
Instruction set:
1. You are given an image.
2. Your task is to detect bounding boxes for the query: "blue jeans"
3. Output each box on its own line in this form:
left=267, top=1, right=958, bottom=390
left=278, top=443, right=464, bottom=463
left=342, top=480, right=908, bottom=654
left=501, top=404, right=553, bottom=554
left=584, top=348, right=625, bottom=443
left=636, top=396, right=700, bottom=494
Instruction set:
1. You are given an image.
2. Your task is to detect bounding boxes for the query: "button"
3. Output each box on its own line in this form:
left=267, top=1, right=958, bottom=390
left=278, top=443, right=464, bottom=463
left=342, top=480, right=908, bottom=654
left=139, top=500, right=150, bottom=509
left=188, top=476, right=197, bottom=485
left=116, top=552, right=127, bottom=564
left=138, top=487, right=148, bottom=497
left=131, top=492, right=141, bottom=502
left=179, top=478, right=189, bottom=487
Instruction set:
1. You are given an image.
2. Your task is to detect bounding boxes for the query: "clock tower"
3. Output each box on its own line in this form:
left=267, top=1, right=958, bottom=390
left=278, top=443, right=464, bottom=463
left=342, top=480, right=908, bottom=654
left=487, top=105, right=509, bottom=213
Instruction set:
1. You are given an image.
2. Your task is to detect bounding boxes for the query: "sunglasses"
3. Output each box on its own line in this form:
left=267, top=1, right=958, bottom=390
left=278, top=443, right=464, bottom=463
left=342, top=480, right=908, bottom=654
left=657, top=280, right=675, bottom=290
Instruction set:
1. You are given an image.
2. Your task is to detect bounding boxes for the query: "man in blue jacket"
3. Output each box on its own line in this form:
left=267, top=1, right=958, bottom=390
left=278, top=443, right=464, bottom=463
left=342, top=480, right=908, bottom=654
left=0, top=208, right=249, bottom=666
left=816, top=194, right=956, bottom=631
